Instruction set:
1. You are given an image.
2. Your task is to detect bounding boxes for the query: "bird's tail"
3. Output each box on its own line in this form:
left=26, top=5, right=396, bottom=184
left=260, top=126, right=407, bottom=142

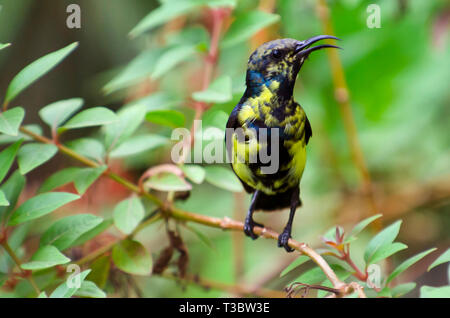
left=254, top=187, right=302, bottom=212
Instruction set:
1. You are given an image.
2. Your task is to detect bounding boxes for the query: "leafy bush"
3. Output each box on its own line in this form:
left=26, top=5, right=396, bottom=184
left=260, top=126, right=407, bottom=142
left=0, top=0, right=448, bottom=298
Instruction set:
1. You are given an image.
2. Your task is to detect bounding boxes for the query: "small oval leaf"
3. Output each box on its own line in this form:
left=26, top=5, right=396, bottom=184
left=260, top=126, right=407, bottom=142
left=204, top=166, right=243, bottom=192
left=113, top=197, right=145, bottom=235
left=39, top=98, right=84, bottom=129
left=9, top=192, right=80, bottom=226
left=21, top=245, right=70, bottom=270
left=60, top=107, right=117, bottom=131
left=40, top=214, right=103, bottom=251
left=145, top=110, right=185, bottom=128
left=17, top=143, right=58, bottom=174
left=112, top=239, right=152, bottom=276
left=0, top=107, right=25, bottom=136
left=5, top=42, right=78, bottom=104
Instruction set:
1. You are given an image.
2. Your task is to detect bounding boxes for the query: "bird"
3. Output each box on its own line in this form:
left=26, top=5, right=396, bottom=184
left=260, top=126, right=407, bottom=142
left=225, top=35, right=340, bottom=252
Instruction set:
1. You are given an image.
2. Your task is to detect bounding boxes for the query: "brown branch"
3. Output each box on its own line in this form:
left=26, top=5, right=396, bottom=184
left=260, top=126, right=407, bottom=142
left=168, top=208, right=351, bottom=292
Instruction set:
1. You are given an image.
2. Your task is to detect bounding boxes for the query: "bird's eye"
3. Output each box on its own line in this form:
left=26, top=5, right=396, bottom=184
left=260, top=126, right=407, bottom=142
left=271, top=49, right=282, bottom=59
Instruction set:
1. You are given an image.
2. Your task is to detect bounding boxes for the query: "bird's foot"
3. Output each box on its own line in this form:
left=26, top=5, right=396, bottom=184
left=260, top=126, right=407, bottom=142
left=244, top=217, right=265, bottom=240
left=278, top=228, right=294, bottom=252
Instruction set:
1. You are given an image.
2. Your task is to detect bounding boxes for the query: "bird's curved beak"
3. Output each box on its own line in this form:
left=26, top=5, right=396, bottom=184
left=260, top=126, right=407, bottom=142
left=295, top=35, right=341, bottom=57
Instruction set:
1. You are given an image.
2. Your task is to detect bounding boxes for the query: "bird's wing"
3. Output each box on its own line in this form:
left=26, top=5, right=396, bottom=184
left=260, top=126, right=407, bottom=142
left=225, top=106, right=240, bottom=156
left=305, top=114, right=312, bottom=145
left=225, top=105, right=256, bottom=194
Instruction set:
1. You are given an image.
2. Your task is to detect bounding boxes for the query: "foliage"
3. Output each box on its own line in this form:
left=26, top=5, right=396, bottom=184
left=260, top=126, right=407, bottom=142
left=0, top=0, right=448, bottom=298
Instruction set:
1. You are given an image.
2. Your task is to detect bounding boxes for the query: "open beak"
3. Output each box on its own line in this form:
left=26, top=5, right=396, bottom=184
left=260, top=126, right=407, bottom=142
left=295, top=35, right=341, bottom=57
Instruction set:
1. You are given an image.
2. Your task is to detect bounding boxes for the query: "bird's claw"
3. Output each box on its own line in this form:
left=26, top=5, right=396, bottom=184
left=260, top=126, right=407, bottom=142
left=244, top=217, right=264, bottom=240
left=278, top=229, right=294, bottom=252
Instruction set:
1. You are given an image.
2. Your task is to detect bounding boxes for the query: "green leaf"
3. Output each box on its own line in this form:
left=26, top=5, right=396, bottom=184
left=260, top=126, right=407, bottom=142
left=204, top=166, right=243, bottom=192
left=387, top=248, right=437, bottom=284
left=50, top=269, right=90, bottom=298
left=39, top=98, right=84, bottom=130
left=66, top=166, right=106, bottom=195
left=129, top=1, right=200, bottom=38
left=369, top=242, right=408, bottom=265
left=206, top=0, right=236, bottom=8
left=145, top=110, right=185, bottom=128
left=0, top=140, right=22, bottom=184
left=4, top=42, right=78, bottom=104
left=8, top=223, right=31, bottom=251
left=21, top=245, right=70, bottom=270
left=40, top=214, right=103, bottom=251
left=9, top=192, right=80, bottom=226
left=74, top=280, right=106, bottom=298
left=221, top=11, right=280, bottom=48
left=344, top=214, right=383, bottom=244
left=86, top=255, right=110, bottom=289
left=103, top=104, right=147, bottom=150
left=0, top=191, right=8, bottom=207
left=294, top=267, right=327, bottom=285
left=65, top=138, right=105, bottom=163
left=0, top=124, right=42, bottom=145
left=364, top=220, right=402, bottom=264
left=17, top=143, right=58, bottom=174
left=38, top=167, right=79, bottom=192
left=0, top=273, right=6, bottom=288
left=103, top=49, right=163, bottom=94
left=145, top=172, right=192, bottom=192
left=0, top=171, right=25, bottom=223
left=112, top=239, right=152, bottom=276
left=152, top=45, right=197, bottom=79
left=428, top=248, right=450, bottom=272
left=60, top=107, right=117, bottom=131
left=128, top=92, right=178, bottom=112
left=37, top=291, right=48, bottom=298
left=113, top=197, right=145, bottom=235
left=0, top=107, right=25, bottom=136
left=39, top=166, right=106, bottom=195
left=181, top=165, right=205, bottom=184
left=0, top=43, right=11, bottom=51
left=377, top=287, right=392, bottom=298
left=420, top=285, right=450, bottom=298
left=280, top=255, right=310, bottom=277
left=192, top=76, right=232, bottom=104
left=70, top=219, right=113, bottom=248
left=129, top=0, right=235, bottom=37
left=109, top=134, right=167, bottom=158
left=391, top=282, right=416, bottom=298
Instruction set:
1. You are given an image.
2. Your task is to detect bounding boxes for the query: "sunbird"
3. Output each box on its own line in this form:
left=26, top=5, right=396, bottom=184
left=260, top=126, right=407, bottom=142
left=225, top=35, right=340, bottom=252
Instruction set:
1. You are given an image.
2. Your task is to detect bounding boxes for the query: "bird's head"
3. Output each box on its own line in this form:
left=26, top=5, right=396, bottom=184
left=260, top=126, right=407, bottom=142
left=245, top=35, right=340, bottom=98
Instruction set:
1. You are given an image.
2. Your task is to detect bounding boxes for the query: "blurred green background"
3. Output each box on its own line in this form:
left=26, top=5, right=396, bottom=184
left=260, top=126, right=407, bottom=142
left=0, top=0, right=449, bottom=297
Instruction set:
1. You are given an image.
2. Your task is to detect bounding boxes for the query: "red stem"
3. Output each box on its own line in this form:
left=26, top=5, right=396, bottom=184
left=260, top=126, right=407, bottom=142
left=341, top=246, right=367, bottom=281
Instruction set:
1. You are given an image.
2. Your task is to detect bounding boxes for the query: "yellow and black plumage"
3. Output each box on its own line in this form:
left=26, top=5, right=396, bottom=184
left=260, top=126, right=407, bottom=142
left=225, top=35, right=340, bottom=252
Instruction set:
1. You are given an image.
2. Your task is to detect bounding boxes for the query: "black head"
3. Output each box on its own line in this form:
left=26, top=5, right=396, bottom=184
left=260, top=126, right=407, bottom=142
left=245, top=35, right=341, bottom=97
